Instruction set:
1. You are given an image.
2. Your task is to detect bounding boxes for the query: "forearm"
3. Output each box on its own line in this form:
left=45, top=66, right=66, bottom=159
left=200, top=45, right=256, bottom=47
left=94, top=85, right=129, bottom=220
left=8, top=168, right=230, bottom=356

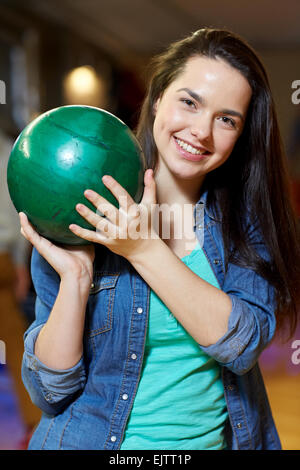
left=34, top=274, right=90, bottom=370
left=127, top=238, right=232, bottom=346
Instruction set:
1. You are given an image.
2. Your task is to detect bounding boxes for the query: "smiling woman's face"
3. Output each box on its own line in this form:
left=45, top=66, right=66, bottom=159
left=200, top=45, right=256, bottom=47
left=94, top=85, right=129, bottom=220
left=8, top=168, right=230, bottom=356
left=152, top=55, right=252, bottom=181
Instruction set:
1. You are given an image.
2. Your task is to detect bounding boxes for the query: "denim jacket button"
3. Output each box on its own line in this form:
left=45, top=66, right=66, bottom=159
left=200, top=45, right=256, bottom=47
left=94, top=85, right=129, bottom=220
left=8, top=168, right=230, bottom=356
left=236, top=422, right=242, bottom=429
left=110, top=435, right=117, bottom=442
left=136, top=307, right=143, bottom=314
left=122, top=394, right=128, bottom=400
left=213, top=259, right=220, bottom=265
left=131, top=354, right=137, bottom=360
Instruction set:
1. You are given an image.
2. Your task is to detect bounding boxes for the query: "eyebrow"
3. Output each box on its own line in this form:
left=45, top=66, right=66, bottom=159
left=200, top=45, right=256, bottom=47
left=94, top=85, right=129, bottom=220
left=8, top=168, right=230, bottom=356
left=176, top=87, right=245, bottom=122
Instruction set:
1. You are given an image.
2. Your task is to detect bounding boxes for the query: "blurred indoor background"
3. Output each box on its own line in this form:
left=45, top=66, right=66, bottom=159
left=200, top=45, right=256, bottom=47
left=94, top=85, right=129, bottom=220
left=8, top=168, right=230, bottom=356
left=0, top=0, right=299, bottom=450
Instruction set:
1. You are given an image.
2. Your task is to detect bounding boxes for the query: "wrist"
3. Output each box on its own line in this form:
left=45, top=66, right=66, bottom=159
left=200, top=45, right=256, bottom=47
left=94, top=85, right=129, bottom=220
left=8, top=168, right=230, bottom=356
left=126, top=237, right=164, bottom=266
left=60, top=271, right=92, bottom=293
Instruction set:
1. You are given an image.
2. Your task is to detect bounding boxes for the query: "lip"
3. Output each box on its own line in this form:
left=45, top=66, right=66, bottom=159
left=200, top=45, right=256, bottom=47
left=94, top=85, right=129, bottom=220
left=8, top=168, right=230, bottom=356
left=173, top=136, right=211, bottom=162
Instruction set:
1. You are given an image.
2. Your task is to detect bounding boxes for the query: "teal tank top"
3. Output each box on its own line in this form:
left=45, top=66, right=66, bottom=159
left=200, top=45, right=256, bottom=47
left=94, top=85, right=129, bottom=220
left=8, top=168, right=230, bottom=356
left=120, top=242, right=228, bottom=450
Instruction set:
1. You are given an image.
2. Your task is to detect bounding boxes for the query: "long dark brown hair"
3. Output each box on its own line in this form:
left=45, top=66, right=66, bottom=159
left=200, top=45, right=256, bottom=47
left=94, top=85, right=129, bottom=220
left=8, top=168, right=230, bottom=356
left=135, top=28, right=300, bottom=342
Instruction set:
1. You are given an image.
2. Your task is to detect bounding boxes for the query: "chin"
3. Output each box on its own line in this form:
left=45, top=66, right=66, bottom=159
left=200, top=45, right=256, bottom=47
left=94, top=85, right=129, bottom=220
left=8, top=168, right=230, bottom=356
left=171, top=168, right=204, bottom=181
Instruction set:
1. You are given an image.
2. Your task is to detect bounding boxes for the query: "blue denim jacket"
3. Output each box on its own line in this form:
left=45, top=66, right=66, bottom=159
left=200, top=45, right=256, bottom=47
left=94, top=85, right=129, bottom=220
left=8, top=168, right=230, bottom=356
left=22, top=191, right=282, bottom=450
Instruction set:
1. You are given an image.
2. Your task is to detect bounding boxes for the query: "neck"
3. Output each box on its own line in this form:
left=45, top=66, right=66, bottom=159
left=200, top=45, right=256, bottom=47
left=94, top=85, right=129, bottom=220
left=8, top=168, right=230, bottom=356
left=154, top=163, right=205, bottom=206
left=153, top=163, right=204, bottom=244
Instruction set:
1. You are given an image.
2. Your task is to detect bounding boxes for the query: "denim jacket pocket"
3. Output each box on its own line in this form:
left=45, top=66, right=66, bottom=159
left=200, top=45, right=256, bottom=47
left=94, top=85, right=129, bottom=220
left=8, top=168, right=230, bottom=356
left=86, top=271, right=120, bottom=338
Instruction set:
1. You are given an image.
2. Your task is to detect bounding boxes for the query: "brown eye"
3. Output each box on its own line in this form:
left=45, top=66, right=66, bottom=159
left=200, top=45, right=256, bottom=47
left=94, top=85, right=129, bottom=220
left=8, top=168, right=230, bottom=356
left=181, top=98, right=196, bottom=108
left=219, top=116, right=236, bottom=128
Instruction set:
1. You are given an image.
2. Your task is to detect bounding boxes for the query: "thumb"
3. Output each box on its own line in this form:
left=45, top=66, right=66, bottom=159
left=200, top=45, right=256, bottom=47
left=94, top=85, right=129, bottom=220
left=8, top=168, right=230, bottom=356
left=141, top=169, right=156, bottom=206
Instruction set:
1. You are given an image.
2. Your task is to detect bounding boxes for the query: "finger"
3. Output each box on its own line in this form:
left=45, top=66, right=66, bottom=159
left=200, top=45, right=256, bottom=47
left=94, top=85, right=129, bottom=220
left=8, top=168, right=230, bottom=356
left=95, top=215, right=118, bottom=235
left=141, top=169, right=156, bottom=206
left=84, top=189, right=118, bottom=222
left=19, top=212, right=54, bottom=254
left=20, top=226, right=27, bottom=239
left=69, top=224, right=107, bottom=244
left=76, top=202, right=119, bottom=239
left=19, top=212, right=42, bottom=244
left=76, top=203, right=104, bottom=228
left=102, top=175, right=134, bottom=210
left=70, top=217, right=120, bottom=241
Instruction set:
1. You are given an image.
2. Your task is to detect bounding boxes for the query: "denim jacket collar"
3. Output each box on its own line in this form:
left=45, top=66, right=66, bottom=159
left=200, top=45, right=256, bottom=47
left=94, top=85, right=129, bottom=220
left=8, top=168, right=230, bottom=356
left=194, top=188, right=221, bottom=227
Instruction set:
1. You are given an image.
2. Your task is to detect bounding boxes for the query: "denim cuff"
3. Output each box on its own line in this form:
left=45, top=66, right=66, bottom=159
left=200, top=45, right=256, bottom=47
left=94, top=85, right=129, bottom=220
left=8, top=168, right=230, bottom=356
left=199, top=294, right=256, bottom=367
left=24, top=324, right=86, bottom=397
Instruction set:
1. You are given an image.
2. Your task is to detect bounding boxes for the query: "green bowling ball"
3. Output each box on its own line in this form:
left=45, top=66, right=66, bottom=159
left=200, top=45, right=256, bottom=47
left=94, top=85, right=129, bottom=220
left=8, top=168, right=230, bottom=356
left=7, top=105, right=145, bottom=245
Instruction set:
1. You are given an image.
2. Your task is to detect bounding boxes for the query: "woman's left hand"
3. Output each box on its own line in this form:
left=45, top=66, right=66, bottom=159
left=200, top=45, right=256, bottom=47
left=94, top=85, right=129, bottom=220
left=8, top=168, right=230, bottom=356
left=69, top=169, right=158, bottom=260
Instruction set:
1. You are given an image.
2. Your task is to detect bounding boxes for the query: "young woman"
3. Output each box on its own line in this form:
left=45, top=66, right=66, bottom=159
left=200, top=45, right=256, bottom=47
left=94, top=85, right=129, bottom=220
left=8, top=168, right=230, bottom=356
left=20, top=28, right=300, bottom=450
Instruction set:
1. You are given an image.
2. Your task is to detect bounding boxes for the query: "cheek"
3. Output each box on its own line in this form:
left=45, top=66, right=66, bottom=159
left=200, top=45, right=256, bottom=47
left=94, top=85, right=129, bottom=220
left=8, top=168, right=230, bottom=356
left=152, top=117, right=161, bottom=147
left=154, top=104, right=185, bottom=137
left=168, top=106, right=187, bottom=131
left=216, top=133, right=239, bottom=157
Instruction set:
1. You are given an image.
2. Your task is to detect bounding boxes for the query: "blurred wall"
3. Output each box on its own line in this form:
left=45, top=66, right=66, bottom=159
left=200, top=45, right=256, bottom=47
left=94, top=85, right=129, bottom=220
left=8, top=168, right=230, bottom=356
left=259, top=48, right=300, bottom=147
left=0, top=3, right=299, bottom=158
left=0, top=5, right=145, bottom=140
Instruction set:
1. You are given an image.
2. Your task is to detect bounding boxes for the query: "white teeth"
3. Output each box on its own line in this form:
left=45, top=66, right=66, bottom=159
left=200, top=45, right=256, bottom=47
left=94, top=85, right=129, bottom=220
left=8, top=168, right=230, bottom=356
left=175, top=138, right=207, bottom=155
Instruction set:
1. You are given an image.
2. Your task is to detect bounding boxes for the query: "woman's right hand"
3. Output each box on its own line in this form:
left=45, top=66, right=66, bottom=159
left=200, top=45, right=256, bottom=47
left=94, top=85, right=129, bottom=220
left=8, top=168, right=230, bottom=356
left=19, top=212, right=95, bottom=284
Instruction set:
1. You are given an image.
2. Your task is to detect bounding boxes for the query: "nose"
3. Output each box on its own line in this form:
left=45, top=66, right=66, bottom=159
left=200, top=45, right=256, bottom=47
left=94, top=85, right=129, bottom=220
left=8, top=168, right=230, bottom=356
left=190, top=113, right=213, bottom=144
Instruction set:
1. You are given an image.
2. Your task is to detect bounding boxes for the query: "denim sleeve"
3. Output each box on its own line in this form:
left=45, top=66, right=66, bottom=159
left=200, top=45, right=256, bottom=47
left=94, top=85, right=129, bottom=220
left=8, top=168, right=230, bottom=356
left=199, top=227, right=277, bottom=375
left=21, top=248, right=87, bottom=415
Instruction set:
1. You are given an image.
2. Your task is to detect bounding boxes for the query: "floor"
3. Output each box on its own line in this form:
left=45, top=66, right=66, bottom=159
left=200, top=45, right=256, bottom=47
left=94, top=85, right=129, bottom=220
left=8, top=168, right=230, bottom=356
left=259, top=329, right=300, bottom=450
left=0, top=366, right=26, bottom=450
left=261, top=368, right=300, bottom=450
left=1, top=327, right=299, bottom=450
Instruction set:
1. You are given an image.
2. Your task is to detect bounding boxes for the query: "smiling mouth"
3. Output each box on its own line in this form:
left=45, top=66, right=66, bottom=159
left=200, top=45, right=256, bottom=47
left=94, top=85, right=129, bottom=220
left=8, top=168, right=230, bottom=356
left=174, top=137, right=211, bottom=156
